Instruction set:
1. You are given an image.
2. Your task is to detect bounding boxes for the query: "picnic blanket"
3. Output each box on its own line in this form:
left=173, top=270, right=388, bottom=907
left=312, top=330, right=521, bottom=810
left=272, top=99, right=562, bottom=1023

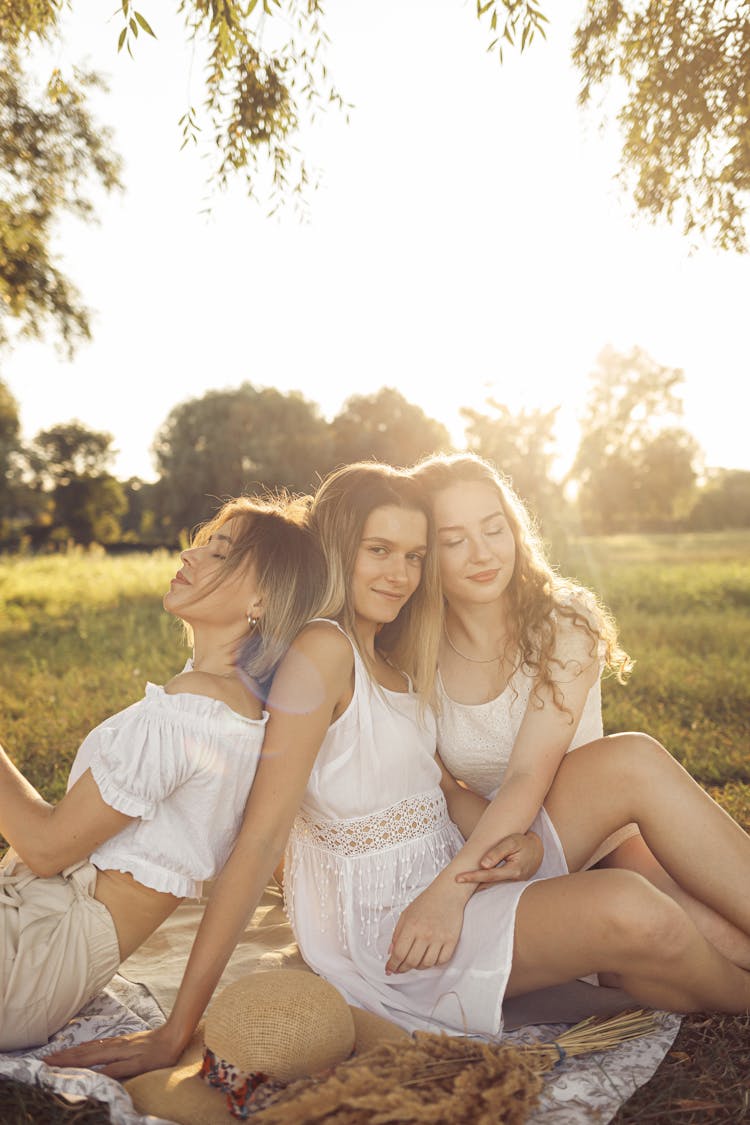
left=0, top=882, right=682, bottom=1124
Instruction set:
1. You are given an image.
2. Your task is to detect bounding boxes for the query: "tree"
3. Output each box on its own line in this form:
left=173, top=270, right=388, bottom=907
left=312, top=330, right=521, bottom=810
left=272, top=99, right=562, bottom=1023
left=119, top=477, right=165, bottom=543
left=30, top=421, right=117, bottom=485
left=27, top=421, right=126, bottom=543
left=52, top=473, right=127, bottom=544
left=0, top=377, right=21, bottom=528
left=0, top=2, right=346, bottom=217
left=570, top=346, right=701, bottom=533
left=688, top=469, right=750, bottom=530
left=6, top=2, right=749, bottom=254
left=0, top=47, right=122, bottom=353
left=330, top=388, right=450, bottom=470
left=572, top=0, right=750, bottom=251
left=153, top=382, right=332, bottom=534
left=461, top=400, right=564, bottom=531
left=477, top=1, right=750, bottom=250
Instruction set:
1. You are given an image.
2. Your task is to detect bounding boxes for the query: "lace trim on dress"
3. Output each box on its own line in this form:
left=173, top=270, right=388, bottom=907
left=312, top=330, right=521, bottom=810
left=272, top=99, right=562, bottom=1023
left=292, top=789, right=450, bottom=857
left=284, top=788, right=461, bottom=950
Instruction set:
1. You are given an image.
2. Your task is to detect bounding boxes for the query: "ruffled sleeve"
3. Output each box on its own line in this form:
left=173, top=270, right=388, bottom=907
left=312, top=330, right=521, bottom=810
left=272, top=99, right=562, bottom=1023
left=89, top=696, right=199, bottom=821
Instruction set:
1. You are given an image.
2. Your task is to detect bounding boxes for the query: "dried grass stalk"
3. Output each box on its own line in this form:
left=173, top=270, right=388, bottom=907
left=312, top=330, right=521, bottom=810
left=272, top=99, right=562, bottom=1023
left=250, top=1009, right=657, bottom=1125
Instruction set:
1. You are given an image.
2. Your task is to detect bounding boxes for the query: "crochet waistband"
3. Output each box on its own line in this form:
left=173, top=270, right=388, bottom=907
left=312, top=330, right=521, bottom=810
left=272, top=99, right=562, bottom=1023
left=292, top=787, right=450, bottom=857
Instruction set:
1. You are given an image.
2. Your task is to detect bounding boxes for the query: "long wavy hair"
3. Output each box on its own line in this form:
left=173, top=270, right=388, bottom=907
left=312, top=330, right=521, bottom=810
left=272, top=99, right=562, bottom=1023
left=410, top=452, right=632, bottom=711
left=190, top=494, right=326, bottom=697
left=308, top=461, right=442, bottom=699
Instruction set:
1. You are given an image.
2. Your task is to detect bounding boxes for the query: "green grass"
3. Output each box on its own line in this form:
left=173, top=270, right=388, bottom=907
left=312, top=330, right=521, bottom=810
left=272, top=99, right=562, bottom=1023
left=0, top=549, right=188, bottom=802
left=0, top=533, right=748, bottom=1122
left=1, top=532, right=748, bottom=809
left=557, top=530, right=750, bottom=793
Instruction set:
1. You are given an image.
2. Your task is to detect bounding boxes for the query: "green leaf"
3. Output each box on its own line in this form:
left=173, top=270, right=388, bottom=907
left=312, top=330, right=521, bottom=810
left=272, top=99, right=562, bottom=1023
left=129, top=17, right=138, bottom=37
left=117, top=26, right=127, bottom=52
left=134, top=11, right=156, bottom=37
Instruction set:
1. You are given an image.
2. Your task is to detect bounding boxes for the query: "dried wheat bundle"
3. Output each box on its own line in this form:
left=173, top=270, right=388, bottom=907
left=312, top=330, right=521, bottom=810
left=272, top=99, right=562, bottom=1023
left=249, top=1009, right=657, bottom=1125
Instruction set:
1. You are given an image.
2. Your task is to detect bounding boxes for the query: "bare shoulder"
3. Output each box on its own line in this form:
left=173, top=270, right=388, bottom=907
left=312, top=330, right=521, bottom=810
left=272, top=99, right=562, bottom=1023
left=270, top=620, right=354, bottom=715
left=552, top=599, right=600, bottom=677
left=290, top=620, right=353, bottom=668
left=164, top=670, right=263, bottom=720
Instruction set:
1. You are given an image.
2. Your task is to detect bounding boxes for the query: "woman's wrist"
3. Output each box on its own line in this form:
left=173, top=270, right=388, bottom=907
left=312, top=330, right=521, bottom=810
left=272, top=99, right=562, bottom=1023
left=436, top=863, right=477, bottom=901
left=158, top=1012, right=199, bottom=1058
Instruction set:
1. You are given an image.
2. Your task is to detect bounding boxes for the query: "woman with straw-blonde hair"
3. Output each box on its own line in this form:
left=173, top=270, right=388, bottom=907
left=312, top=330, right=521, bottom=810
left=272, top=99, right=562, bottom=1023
left=0, top=494, right=325, bottom=1051
left=51, top=461, right=750, bottom=1086
left=388, top=451, right=750, bottom=973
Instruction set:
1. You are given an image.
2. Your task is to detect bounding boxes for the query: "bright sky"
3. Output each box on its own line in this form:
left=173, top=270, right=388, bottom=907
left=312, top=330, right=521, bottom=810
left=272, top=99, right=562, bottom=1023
left=4, top=0, right=749, bottom=482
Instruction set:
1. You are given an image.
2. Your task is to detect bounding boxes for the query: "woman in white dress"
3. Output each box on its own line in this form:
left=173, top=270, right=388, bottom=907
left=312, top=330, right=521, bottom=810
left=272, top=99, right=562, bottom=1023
left=390, top=451, right=750, bottom=973
left=0, top=494, right=324, bottom=1050
left=53, top=461, right=750, bottom=1082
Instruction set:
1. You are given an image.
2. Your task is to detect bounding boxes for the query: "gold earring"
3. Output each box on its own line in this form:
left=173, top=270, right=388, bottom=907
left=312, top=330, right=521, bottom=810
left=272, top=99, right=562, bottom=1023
left=247, top=614, right=259, bottom=627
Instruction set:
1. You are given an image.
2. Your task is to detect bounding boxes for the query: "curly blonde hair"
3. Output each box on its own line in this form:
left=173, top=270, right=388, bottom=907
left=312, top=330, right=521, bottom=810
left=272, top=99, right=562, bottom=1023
left=410, top=453, right=631, bottom=713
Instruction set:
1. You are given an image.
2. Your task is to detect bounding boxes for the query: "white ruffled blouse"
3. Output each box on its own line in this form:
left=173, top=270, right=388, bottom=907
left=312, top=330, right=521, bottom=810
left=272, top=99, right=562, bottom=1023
left=67, top=683, right=268, bottom=897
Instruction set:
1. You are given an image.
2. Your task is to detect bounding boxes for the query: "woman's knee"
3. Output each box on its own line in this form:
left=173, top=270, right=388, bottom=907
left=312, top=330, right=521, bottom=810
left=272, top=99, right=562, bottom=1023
left=581, top=731, right=671, bottom=795
left=596, top=869, right=694, bottom=964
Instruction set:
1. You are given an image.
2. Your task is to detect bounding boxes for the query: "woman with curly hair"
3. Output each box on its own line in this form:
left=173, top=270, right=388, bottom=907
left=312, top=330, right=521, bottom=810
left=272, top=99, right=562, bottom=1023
left=387, top=451, right=750, bottom=975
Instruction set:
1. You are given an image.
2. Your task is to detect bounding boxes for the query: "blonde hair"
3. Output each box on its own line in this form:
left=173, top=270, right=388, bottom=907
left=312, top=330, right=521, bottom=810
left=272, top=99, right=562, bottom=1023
left=308, top=462, right=442, bottom=699
left=411, top=452, right=631, bottom=711
left=191, top=494, right=326, bottom=696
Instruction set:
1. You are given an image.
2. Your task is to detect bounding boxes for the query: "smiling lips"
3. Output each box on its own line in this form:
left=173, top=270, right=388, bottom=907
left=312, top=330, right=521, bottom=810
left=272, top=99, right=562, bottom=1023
left=468, top=569, right=500, bottom=582
left=373, top=588, right=405, bottom=601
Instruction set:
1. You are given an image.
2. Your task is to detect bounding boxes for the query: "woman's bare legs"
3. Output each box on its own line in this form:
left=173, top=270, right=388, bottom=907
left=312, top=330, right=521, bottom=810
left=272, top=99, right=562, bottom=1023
left=542, top=733, right=750, bottom=943
left=507, top=869, right=750, bottom=1014
left=598, top=833, right=750, bottom=970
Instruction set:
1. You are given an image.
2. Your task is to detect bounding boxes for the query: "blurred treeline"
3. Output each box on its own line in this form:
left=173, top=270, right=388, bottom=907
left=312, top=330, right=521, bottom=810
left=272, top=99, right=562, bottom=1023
left=2, top=346, right=748, bottom=551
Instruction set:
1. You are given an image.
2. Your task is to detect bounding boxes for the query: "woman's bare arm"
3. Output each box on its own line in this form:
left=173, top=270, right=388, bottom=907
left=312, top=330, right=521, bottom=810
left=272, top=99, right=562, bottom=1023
left=45, top=624, right=353, bottom=1079
left=387, top=620, right=597, bottom=972
left=0, top=750, right=132, bottom=876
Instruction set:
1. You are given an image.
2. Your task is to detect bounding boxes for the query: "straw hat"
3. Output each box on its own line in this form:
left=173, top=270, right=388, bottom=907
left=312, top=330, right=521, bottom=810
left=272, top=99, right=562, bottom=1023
left=126, top=969, right=407, bottom=1124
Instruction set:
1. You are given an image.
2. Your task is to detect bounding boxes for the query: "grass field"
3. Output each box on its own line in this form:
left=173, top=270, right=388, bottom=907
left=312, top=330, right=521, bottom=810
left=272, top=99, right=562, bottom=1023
left=0, top=532, right=749, bottom=1123
left=2, top=532, right=747, bottom=816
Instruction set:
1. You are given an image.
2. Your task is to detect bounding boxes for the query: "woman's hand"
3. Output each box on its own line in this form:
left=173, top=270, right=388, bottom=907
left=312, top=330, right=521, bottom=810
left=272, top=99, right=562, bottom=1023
left=43, top=1024, right=186, bottom=1080
left=455, top=831, right=543, bottom=886
left=386, top=873, right=473, bottom=974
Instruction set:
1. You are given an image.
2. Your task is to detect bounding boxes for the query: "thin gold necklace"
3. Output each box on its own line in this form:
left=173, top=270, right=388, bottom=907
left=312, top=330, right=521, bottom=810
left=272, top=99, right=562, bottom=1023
left=443, top=623, right=501, bottom=664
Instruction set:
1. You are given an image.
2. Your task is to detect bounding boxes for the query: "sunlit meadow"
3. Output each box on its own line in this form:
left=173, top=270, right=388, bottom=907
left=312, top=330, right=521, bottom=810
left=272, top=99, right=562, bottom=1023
left=1, top=533, right=748, bottom=825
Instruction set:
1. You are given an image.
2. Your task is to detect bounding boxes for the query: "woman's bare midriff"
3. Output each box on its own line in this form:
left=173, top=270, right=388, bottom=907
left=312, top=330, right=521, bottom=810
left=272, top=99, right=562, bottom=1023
left=93, top=868, right=183, bottom=960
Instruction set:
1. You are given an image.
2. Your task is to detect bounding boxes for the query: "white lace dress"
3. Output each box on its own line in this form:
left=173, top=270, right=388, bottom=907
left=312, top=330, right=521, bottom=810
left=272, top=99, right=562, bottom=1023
left=284, top=622, right=568, bottom=1038
left=436, top=665, right=637, bottom=868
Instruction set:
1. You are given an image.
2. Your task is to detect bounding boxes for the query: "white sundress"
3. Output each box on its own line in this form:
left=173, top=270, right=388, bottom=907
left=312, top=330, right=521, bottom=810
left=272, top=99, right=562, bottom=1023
left=436, top=662, right=638, bottom=869
left=284, top=621, right=569, bottom=1038
left=436, top=664, right=603, bottom=801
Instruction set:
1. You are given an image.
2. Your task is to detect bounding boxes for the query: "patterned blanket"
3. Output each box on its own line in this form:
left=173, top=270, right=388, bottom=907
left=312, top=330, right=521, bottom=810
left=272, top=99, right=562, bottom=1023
left=0, top=883, right=682, bottom=1124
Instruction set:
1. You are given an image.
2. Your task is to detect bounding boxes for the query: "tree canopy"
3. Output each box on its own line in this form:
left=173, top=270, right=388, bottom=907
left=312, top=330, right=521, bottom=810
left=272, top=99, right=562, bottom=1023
left=5, top=372, right=750, bottom=547
left=461, top=399, right=563, bottom=533
left=2, top=1, right=748, bottom=354
left=330, top=388, right=450, bottom=470
left=572, top=0, right=750, bottom=251
left=152, top=382, right=331, bottom=532
left=0, top=45, right=122, bottom=354
left=570, top=346, right=701, bottom=532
